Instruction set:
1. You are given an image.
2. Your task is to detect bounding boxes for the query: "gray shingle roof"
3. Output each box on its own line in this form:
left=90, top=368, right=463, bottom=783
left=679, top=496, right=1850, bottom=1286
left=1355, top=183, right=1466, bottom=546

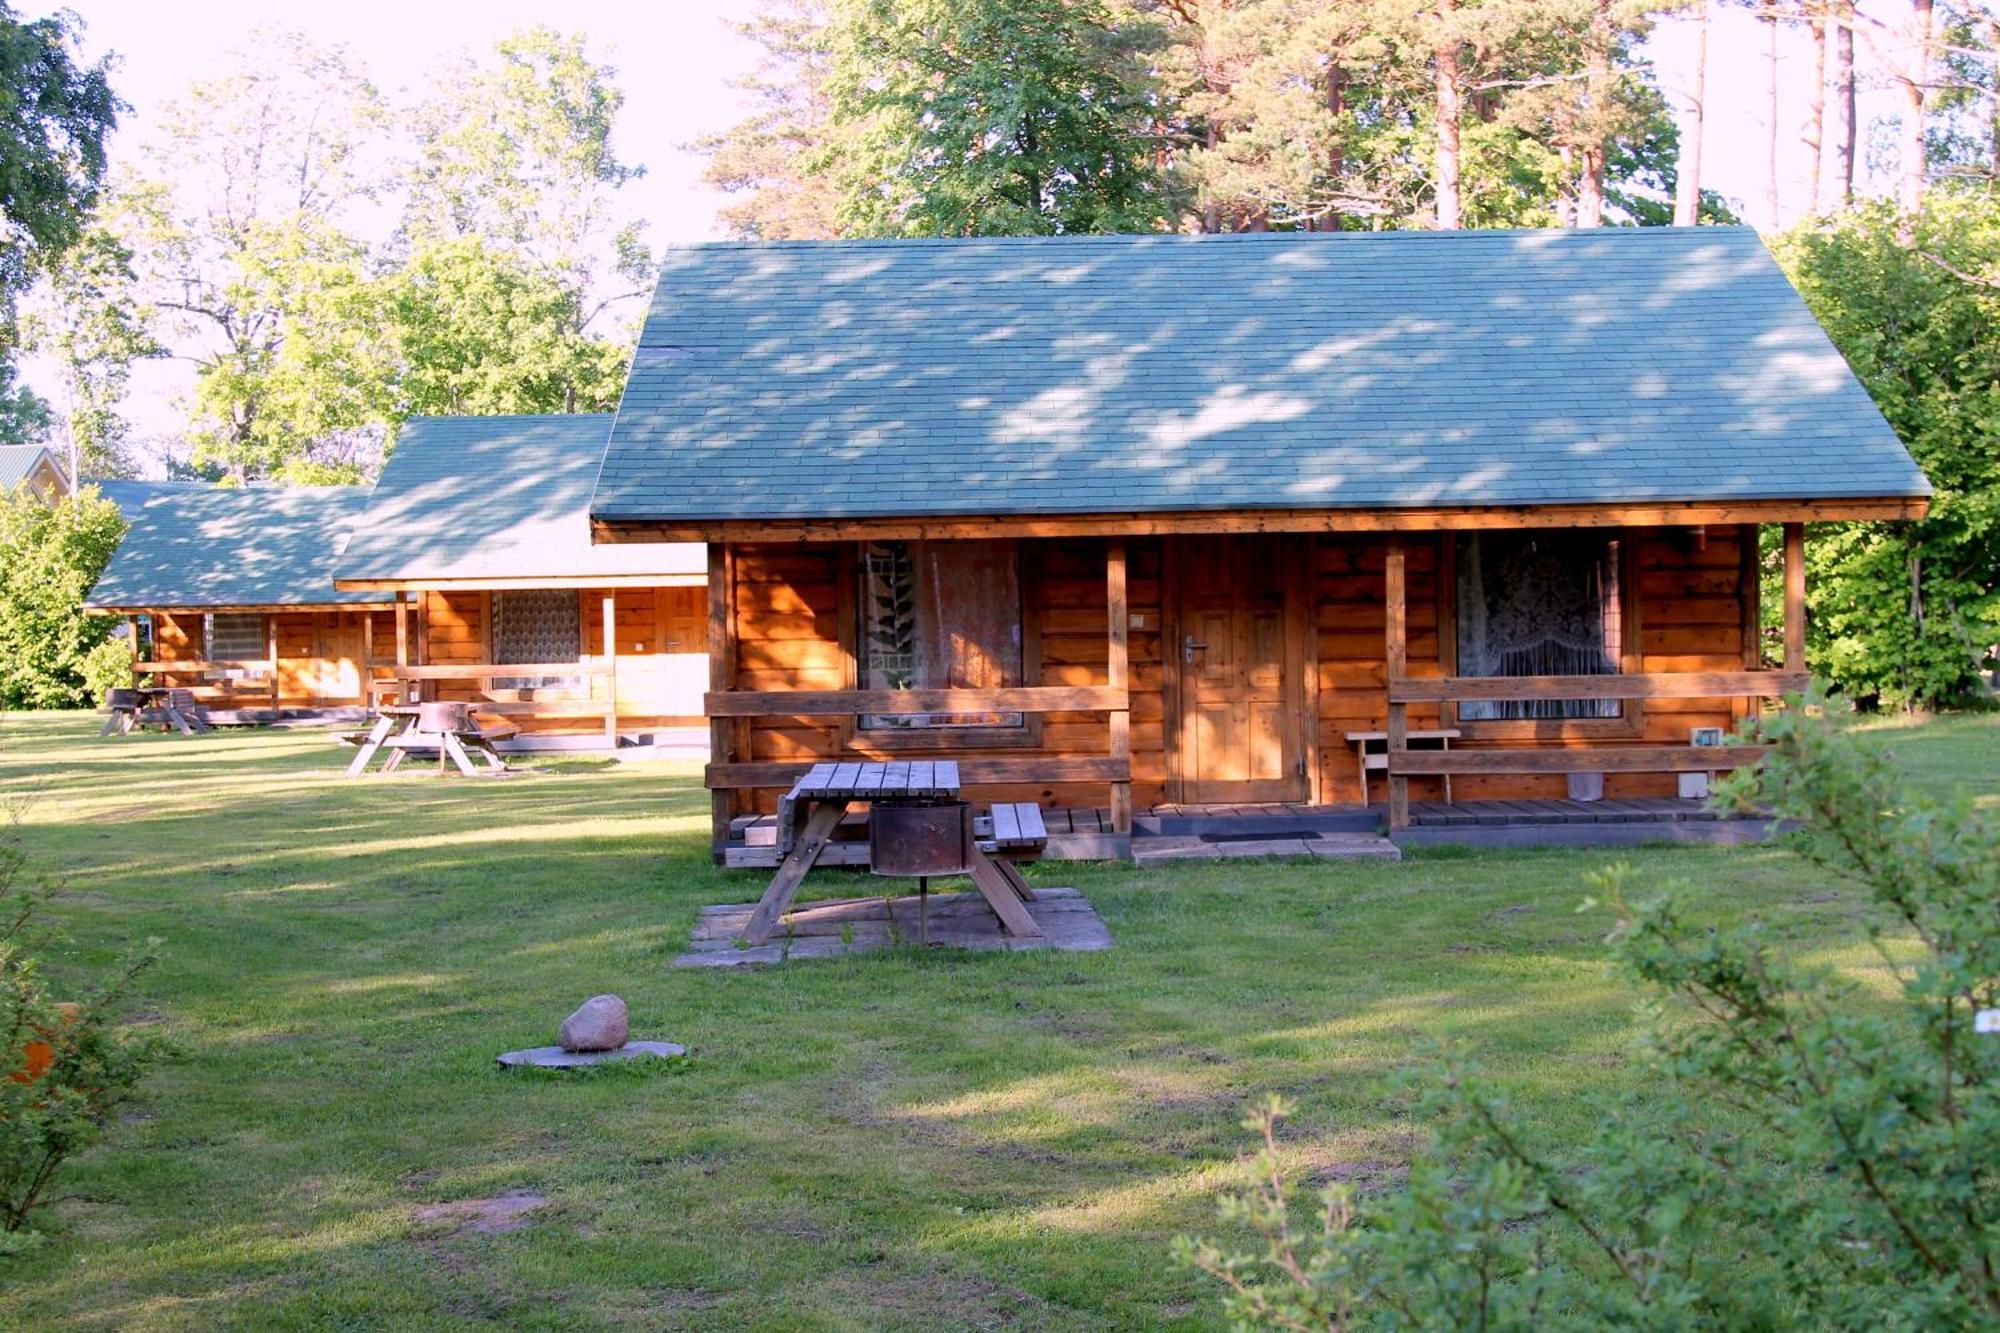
left=0, top=444, right=62, bottom=492
left=84, top=478, right=202, bottom=519
left=592, top=227, right=1931, bottom=523
left=86, top=486, right=385, bottom=611
left=335, top=414, right=703, bottom=587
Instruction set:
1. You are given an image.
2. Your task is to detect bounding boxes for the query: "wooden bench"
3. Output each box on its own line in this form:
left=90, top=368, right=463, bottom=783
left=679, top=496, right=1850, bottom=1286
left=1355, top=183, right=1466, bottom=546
left=979, top=801, right=1049, bottom=855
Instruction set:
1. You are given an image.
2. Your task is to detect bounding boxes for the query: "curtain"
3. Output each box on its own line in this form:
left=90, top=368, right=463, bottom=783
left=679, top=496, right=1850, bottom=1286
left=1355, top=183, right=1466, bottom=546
left=1457, top=533, right=1622, bottom=720
left=492, top=590, right=582, bottom=691
left=861, top=540, right=1024, bottom=729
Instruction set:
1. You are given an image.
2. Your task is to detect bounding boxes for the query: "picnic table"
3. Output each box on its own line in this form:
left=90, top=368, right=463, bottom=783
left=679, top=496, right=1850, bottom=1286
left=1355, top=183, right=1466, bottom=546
left=101, top=686, right=211, bottom=737
left=343, top=702, right=517, bottom=777
left=740, top=760, right=1042, bottom=946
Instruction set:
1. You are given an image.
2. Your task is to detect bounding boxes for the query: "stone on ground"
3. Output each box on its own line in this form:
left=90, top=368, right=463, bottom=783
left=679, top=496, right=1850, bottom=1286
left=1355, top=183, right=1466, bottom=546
left=558, top=994, right=629, bottom=1052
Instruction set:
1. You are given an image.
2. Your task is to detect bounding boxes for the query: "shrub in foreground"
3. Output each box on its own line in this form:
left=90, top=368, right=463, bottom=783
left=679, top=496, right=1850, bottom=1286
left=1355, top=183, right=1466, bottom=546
left=1177, top=708, right=1999, bottom=1328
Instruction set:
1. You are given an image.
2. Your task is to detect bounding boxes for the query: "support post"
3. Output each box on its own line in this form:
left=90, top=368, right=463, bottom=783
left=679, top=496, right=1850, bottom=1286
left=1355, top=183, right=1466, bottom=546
left=603, top=592, right=619, bottom=749
left=414, top=593, right=430, bottom=702
left=707, top=544, right=739, bottom=857
left=361, top=611, right=374, bottom=706
left=266, top=616, right=280, bottom=714
left=127, top=615, right=140, bottom=688
left=1782, top=522, right=1806, bottom=677
left=1385, top=538, right=1409, bottom=831
left=1106, top=540, right=1131, bottom=835
left=394, top=593, right=410, bottom=706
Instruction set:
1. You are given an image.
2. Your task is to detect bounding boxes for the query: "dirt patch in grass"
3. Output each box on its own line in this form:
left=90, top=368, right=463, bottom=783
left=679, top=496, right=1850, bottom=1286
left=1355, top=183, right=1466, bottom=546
left=412, top=1190, right=546, bottom=1235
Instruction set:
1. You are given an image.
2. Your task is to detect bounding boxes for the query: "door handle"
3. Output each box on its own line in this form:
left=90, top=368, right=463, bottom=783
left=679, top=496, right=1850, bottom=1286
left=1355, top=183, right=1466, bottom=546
left=1183, top=634, right=1208, bottom=664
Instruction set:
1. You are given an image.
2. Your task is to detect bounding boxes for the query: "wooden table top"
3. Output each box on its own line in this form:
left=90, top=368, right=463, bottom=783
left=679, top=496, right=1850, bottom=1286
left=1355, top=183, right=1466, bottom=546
left=787, top=760, right=962, bottom=802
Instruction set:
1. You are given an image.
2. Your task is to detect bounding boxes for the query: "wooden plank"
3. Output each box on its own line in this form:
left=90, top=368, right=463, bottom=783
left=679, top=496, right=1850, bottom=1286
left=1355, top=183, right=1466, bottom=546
left=702, top=685, right=1126, bottom=717
left=388, top=662, right=612, bottom=680
left=965, top=848, right=1043, bottom=938
left=1015, top=802, right=1048, bottom=843
left=1106, top=539, right=1132, bottom=835
left=1783, top=522, right=1806, bottom=675
left=1389, top=671, right=1809, bottom=704
left=1390, top=745, right=1768, bottom=775
left=1385, top=538, right=1409, bottom=831
left=705, top=755, right=1133, bottom=790
left=593, top=496, right=1930, bottom=545
left=603, top=593, right=619, bottom=747
left=993, top=802, right=1020, bottom=844
left=741, top=800, right=848, bottom=944
left=708, top=544, right=738, bottom=852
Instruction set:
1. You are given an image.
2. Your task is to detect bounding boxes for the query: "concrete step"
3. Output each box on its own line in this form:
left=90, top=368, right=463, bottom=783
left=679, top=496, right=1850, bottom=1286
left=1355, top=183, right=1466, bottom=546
left=1133, top=832, right=1401, bottom=864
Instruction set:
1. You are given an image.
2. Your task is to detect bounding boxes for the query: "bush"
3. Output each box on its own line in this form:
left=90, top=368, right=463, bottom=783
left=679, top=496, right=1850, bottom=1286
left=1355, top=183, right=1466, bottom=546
left=0, top=815, right=159, bottom=1243
left=0, top=487, right=127, bottom=709
left=1177, top=708, right=2000, bottom=1328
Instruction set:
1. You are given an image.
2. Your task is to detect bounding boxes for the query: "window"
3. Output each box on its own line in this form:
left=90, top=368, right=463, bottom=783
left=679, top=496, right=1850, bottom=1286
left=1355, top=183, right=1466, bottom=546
left=204, top=613, right=266, bottom=663
left=858, top=540, right=1024, bottom=730
left=492, top=590, right=582, bottom=690
left=1456, top=532, right=1623, bottom=720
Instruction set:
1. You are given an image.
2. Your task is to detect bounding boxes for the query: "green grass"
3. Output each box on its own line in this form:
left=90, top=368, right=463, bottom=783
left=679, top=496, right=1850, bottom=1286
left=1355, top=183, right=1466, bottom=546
left=0, top=709, right=1992, bottom=1330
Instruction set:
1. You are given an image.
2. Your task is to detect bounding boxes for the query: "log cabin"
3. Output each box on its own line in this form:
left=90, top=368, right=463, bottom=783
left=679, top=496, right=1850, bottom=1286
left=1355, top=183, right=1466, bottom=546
left=0, top=444, right=69, bottom=503
left=587, top=227, right=1932, bottom=860
left=332, top=414, right=708, bottom=746
left=85, top=485, right=394, bottom=715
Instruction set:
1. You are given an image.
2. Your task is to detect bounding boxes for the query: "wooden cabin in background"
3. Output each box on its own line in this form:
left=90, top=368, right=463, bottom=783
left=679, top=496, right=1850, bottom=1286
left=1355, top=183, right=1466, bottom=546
left=0, top=444, right=70, bottom=503
left=585, top=228, right=1932, bottom=859
left=85, top=486, right=393, bottom=716
left=333, top=414, right=707, bottom=748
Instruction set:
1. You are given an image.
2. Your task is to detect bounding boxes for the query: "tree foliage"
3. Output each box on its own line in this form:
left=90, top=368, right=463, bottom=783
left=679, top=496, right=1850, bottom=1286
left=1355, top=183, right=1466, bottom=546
left=696, top=0, right=842, bottom=241
left=1179, top=707, right=2000, bottom=1327
left=826, top=0, right=1173, bottom=236
left=1773, top=194, right=2000, bottom=710
left=21, top=223, right=158, bottom=480
left=0, top=488, right=124, bottom=709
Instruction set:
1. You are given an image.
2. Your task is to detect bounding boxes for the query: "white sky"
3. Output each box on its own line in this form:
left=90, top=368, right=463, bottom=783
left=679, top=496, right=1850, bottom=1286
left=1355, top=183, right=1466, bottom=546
left=31, top=1, right=1917, bottom=468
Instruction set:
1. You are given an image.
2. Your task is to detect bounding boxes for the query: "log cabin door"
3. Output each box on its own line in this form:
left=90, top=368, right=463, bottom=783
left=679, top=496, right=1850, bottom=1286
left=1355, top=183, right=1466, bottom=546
left=1175, top=534, right=1308, bottom=803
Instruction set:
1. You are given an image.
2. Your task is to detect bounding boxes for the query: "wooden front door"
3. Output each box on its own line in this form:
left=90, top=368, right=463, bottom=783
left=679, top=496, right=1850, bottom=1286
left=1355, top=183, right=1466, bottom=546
left=1176, top=535, right=1306, bottom=803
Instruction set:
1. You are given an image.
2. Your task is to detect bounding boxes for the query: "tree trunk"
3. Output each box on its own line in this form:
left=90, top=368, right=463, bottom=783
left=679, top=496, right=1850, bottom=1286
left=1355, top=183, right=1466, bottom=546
left=1832, top=0, right=1856, bottom=202
left=1764, top=7, right=1782, bottom=229
left=1674, top=0, right=1708, bottom=225
left=1321, top=63, right=1347, bottom=231
left=1804, top=3, right=1826, bottom=214
left=1434, top=0, right=1462, bottom=229
left=1576, top=0, right=1612, bottom=226
left=1899, top=0, right=1934, bottom=213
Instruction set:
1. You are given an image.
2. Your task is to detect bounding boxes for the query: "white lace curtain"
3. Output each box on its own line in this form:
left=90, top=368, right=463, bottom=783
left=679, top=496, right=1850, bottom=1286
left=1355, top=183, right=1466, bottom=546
left=492, top=590, right=582, bottom=691
left=1457, top=533, right=1622, bottom=720
left=859, top=540, right=1023, bottom=729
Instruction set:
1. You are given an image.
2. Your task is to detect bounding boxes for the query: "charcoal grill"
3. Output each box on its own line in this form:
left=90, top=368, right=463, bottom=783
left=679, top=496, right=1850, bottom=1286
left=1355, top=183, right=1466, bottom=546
left=868, top=800, right=972, bottom=943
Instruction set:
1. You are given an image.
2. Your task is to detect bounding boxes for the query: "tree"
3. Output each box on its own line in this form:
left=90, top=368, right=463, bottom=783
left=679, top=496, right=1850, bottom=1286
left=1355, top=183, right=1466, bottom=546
left=0, top=487, right=125, bottom=709
left=1773, top=195, right=1999, bottom=709
left=696, top=0, right=842, bottom=240
left=382, top=237, right=628, bottom=421
left=1672, top=0, right=1708, bottom=224
left=22, top=222, right=158, bottom=480
left=118, top=29, right=386, bottom=480
left=827, top=0, right=1173, bottom=236
left=401, top=27, right=653, bottom=336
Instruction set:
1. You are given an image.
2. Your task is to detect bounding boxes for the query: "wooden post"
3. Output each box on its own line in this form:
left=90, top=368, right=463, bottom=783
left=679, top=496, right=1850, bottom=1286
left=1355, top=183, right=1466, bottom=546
left=266, top=616, right=280, bottom=714
left=1385, top=539, right=1409, bottom=831
left=707, top=544, right=739, bottom=856
left=414, top=593, right=430, bottom=702
left=394, top=593, right=410, bottom=706
left=1106, top=540, right=1131, bottom=835
left=1782, top=522, right=1806, bottom=677
left=127, top=615, right=140, bottom=688
left=361, top=610, right=374, bottom=706
left=603, top=592, right=618, bottom=749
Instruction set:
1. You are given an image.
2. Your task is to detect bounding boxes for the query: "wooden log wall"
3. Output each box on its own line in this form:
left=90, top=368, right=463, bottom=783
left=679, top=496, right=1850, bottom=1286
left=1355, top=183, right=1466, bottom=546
left=723, top=539, right=1165, bottom=814
left=146, top=608, right=392, bottom=707
left=419, top=586, right=707, bottom=730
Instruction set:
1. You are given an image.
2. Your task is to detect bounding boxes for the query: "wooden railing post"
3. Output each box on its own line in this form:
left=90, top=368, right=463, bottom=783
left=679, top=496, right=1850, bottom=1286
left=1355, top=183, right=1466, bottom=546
left=602, top=592, right=619, bottom=750
left=393, top=593, right=410, bottom=705
left=1106, top=540, right=1131, bottom=834
left=707, top=544, right=740, bottom=856
left=1385, top=538, right=1409, bottom=831
left=1782, top=522, right=1806, bottom=677
left=127, top=615, right=140, bottom=689
left=266, top=617, right=280, bottom=714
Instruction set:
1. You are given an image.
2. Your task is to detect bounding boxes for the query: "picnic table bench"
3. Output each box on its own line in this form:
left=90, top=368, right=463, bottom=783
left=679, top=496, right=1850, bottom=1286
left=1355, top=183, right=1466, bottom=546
left=101, top=687, right=212, bottom=737
left=741, top=761, right=1044, bottom=947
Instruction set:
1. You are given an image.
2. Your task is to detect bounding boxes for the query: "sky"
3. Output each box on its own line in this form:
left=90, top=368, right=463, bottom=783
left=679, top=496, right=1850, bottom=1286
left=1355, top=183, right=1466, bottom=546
left=32, top=0, right=1916, bottom=471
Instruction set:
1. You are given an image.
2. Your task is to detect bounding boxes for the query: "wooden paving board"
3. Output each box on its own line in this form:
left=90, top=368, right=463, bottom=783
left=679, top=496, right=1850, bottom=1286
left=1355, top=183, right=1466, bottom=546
left=674, top=887, right=1111, bottom=968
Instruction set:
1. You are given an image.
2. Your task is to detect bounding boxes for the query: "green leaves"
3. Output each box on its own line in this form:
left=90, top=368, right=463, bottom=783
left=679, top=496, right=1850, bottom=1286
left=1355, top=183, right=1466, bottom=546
left=0, top=488, right=124, bottom=709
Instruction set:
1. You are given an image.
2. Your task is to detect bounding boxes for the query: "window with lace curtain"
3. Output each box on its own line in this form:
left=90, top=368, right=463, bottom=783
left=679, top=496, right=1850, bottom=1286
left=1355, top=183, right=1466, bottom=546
left=1456, top=532, right=1624, bottom=720
left=858, top=540, right=1024, bottom=730
left=204, top=613, right=266, bottom=663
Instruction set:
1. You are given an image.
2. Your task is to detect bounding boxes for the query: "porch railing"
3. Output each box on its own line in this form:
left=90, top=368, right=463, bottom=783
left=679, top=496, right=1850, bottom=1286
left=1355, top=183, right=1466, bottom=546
left=371, top=660, right=619, bottom=744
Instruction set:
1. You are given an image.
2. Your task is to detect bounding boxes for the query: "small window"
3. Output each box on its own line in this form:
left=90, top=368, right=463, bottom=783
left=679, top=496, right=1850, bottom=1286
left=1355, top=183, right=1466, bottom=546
left=492, top=590, right=581, bottom=690
left=1456, top=532, right=1623, bottom=720
left=205, top=613, right=267, bottom=663
left=859, top=540, right=1024, bottom=730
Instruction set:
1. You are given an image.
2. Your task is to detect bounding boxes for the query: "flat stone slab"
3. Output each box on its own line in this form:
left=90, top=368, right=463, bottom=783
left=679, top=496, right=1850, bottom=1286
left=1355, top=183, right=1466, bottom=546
left=674, top=885, right=1111, bottom=968
left=1134, top=833, right=1402, bottom=863
left=496, top=1040, right=685, bottom=1069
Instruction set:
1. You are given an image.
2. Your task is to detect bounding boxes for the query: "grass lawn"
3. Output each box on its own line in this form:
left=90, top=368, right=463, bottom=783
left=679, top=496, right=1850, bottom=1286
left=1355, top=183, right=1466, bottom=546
left=0, top=710, right=1992, bottom=1330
